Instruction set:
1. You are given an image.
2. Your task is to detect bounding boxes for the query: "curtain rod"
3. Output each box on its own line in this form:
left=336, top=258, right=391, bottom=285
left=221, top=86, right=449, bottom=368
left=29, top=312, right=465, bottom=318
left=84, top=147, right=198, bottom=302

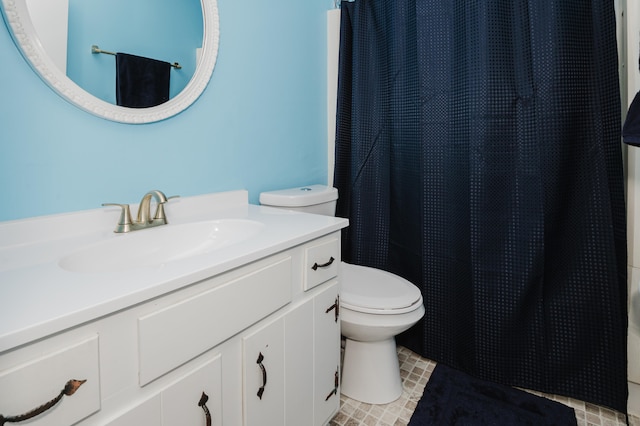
left=91, top=45, right=181, bottom=69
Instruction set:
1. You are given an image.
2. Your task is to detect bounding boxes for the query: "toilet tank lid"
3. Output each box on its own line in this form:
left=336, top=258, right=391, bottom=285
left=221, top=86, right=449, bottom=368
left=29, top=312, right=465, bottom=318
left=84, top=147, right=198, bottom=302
left=259, top=185, right=338, bottom=207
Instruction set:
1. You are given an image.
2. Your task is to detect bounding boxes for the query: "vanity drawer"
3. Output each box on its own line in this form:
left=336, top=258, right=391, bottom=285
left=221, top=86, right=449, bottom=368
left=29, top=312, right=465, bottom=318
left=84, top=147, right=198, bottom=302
left=0, top=335, right=101, bottom=426
left=304, top=236, right=339, bottom=290
left=138, top=257, right=292, bottom=385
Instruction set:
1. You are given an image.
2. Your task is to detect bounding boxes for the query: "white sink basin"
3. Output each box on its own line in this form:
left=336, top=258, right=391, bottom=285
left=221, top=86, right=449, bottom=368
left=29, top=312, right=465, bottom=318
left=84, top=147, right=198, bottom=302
left=58, top=219, right=265, bottom=273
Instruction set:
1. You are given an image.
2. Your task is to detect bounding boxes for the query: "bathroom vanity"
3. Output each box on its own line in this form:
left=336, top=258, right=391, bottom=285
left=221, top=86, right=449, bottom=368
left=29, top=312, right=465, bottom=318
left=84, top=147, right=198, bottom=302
left=0, top=190, right=348, bottom=425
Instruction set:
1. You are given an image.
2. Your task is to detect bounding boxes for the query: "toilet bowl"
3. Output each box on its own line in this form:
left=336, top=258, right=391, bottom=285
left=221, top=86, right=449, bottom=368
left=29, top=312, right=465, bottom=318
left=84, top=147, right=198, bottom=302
left=339, top=262, right=425, bottom=404
left=259, top=185, right=426, bottom=404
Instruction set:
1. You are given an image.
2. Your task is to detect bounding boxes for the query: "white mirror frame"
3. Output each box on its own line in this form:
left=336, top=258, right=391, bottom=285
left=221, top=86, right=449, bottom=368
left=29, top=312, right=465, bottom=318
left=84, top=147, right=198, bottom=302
left=1, top=0, right=219, bottom=124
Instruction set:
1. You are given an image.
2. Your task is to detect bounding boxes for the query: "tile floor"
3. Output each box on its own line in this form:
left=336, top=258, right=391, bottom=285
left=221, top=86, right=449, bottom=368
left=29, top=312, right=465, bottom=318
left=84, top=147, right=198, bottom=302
left=329, top=346, right=640, bottom=426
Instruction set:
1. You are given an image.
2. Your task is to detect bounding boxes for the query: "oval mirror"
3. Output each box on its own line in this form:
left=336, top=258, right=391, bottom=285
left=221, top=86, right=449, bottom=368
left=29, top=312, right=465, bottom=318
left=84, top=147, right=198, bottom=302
left=1, top=0, right=219, bottom=124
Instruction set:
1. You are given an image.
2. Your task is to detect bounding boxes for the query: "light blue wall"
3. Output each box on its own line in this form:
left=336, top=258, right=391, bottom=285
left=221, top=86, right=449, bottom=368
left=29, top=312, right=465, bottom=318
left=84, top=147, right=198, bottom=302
left=0, top=0, right=334, bottom=222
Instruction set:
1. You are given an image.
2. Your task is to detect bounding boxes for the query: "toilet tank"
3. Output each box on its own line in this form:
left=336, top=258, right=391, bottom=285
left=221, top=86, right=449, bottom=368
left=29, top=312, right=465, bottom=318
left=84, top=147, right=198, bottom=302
left=259, top=185, right=338, bottom=216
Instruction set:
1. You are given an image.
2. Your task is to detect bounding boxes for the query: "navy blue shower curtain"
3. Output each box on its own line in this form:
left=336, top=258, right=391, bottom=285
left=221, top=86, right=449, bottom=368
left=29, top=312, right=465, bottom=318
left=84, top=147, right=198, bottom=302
left=334, top=0, right=627, bottom=412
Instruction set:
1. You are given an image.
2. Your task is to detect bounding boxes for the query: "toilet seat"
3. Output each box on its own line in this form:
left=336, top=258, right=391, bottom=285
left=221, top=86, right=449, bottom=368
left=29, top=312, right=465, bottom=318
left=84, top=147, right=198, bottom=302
left=340, top=262, right=423, bottom=314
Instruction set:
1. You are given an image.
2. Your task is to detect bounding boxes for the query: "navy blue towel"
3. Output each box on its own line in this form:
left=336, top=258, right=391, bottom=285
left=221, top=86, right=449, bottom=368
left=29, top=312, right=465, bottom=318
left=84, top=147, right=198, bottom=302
left=116, top=53, right=171, bottom=108
left=624, top=91, right=640, bottom=146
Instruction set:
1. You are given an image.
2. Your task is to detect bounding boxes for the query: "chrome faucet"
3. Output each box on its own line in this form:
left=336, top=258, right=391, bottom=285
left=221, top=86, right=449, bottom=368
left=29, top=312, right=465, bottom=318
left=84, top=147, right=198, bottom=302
left=103, top=190, right=179, bottom=233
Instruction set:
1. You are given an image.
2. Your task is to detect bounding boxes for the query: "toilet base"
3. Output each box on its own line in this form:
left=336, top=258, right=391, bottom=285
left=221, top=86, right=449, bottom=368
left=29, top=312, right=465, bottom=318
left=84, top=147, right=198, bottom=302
left=341, top=337, right=403, bottom=404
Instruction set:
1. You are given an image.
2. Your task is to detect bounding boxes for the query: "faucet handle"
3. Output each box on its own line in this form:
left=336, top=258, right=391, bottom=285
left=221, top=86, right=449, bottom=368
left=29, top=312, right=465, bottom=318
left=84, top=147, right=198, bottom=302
left=153, top=195, right=180, bottom=221
left=102, top=203, right=133, bottom=233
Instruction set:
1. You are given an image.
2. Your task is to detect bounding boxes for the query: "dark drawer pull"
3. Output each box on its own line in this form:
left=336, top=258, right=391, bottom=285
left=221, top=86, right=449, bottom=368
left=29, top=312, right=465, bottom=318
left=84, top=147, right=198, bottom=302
left=198, top=392, right=212, bottom=426
left=0, top=379, right=86, bottom=426
left=312, top=256, right=335, bottom=271
left=256, top=352, right=267, bottom=400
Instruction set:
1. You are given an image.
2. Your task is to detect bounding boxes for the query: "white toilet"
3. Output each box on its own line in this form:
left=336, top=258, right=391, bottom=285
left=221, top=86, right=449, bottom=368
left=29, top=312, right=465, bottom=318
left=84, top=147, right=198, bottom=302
left=260, top=184, right=425, bottom=404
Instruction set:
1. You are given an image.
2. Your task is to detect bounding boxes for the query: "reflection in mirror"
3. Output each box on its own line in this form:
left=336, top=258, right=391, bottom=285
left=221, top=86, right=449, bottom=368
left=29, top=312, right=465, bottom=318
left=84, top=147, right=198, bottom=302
left=25, top=0, right=68, bottom=72
left=1, top=0, right=218, bottom=123
left=66, top=0, right=202, bottom=105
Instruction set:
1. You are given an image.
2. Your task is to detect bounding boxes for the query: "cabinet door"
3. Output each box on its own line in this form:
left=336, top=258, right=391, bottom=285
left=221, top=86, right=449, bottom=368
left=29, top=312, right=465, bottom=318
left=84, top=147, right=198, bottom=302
left=162, top=354, right=222, bottom=426
left=242, top=317, right=285, bottom=426
left=314, top=281, right=341, bottom=425
left=284, top=299, right=314, bottom=426
left=103, top=354, right=222, bottom=426
left=102, top=396, right=162, bottom=426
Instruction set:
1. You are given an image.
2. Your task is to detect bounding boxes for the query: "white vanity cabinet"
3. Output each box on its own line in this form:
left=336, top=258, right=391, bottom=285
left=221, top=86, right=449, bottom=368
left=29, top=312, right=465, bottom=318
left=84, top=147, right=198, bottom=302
left=0, top=226, right=343, bottom=426
left=242, top=262, right=341, bottom=425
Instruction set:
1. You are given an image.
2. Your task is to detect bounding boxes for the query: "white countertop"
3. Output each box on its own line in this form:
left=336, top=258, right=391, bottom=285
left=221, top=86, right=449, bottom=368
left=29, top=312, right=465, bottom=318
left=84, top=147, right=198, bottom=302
left=0, top=190, right=348, bottom=354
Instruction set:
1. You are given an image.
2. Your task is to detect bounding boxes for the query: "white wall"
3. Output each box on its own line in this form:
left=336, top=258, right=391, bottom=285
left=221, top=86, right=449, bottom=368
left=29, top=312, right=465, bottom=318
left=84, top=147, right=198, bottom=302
left=622, top=0, right=640, bottom=415
left=327, top=9, right=340, bottom=187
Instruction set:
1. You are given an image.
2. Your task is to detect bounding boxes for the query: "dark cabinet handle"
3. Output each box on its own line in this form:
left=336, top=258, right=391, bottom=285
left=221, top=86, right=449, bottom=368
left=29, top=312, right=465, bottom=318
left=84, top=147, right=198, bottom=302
left=312, top=256, right=335, bottom=271
left=0, top=379, right=86, bottom=426
left=198, top=392, right=212, bottom=426
left=325, top=369, right=340, bottom=401
left=325, top=295, right=340, bottom=322
left=256, top=352, right=267, bottom=400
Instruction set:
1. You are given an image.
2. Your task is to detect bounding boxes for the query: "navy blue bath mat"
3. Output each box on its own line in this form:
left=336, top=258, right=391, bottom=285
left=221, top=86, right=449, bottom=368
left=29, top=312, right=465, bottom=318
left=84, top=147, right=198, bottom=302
left=409, top=364, right=577, bottom=425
